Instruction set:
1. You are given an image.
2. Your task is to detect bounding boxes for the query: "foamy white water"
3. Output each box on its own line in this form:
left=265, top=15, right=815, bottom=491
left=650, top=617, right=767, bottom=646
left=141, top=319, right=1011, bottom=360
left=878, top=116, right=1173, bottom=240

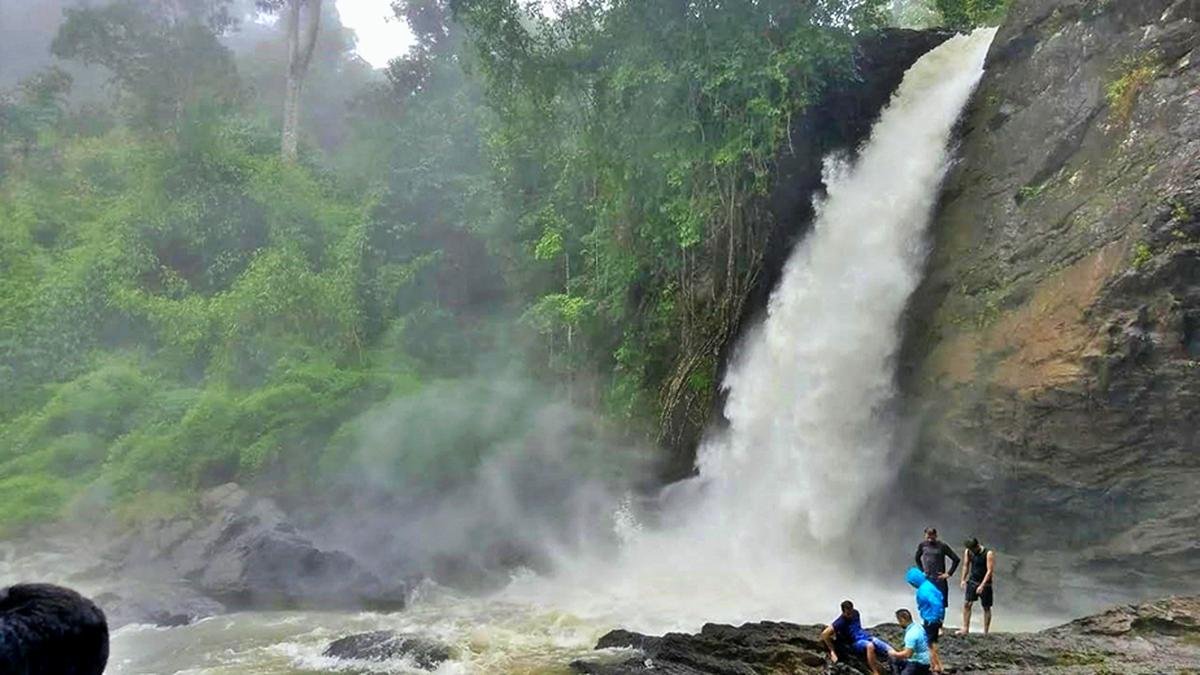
left=101, top=28, right=1007, bottom=674
left=501, top=27, right=1000, bottom=634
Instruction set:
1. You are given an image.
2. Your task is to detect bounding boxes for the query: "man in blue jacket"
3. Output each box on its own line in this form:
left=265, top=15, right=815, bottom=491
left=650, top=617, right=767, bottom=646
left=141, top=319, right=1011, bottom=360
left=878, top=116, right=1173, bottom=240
left=906, top=566, right=946, bottom=673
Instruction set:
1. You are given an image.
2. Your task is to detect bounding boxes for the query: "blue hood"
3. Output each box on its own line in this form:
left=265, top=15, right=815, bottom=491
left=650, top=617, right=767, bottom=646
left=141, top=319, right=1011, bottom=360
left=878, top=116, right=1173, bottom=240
left=907, top=566, right=946, bottom=623
left=906, top=566, right=926, bottom=588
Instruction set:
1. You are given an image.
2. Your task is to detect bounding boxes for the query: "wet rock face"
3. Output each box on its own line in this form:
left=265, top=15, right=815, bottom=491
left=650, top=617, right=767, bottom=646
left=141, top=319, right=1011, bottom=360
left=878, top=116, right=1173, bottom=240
left=897, top=0, right=1200, bottom=603
left=100, top=484, right=405, bottom=625
left=323, top=631, right=453, bottom=670
left=571, top=596, right=1200, bottom=674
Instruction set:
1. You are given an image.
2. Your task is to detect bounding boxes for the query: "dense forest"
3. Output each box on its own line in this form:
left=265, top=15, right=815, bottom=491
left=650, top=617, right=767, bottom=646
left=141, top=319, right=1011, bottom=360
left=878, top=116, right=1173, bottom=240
left=0, top=0, right=1006, bottom=535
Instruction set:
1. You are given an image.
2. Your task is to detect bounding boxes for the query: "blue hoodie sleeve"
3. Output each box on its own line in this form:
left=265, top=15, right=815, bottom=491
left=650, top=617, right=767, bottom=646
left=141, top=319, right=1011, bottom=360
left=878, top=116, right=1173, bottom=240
left=919, top=583, right=946, bottom=623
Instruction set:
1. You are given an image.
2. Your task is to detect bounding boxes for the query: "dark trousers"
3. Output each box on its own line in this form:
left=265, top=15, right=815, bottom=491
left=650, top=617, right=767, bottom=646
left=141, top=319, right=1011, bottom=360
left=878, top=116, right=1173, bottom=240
left=934, top=577, right=949, bottom=607
left=896, top=661, right=932, bottom=675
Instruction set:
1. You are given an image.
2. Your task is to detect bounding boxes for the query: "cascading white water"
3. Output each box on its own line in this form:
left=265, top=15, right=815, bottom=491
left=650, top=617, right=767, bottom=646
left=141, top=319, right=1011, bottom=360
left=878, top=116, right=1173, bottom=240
left=506, top=27, right=998, bottom=633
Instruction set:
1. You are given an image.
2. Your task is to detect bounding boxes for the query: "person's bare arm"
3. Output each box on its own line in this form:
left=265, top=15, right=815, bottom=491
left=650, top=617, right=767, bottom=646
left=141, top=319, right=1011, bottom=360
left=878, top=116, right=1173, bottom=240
left=980, top=550, right=995, bottom=587
left=821, top=625, right=838, bottom=661
left=960, top=548, right=971, bottom=588
left=890, top=645, right=914, bottom=659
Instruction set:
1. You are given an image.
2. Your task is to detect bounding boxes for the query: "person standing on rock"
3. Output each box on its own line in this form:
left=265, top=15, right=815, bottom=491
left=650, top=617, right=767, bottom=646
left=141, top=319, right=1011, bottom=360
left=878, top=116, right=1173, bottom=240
left=906, top=566, right=947, bottom=674
left=820, top=600, right=892, bottom=675
left=888, top=608, right=932, bottom=675
left=958, top=537, right=996, bottom=635
left=914, top=527, right=960, bottom=611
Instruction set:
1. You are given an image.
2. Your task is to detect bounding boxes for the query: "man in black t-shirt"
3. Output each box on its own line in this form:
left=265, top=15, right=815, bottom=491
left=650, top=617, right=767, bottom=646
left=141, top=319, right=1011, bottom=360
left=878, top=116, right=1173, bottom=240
left=958, top=537, right=996, bottom=635
left=914, top=527, right=960, bottom=610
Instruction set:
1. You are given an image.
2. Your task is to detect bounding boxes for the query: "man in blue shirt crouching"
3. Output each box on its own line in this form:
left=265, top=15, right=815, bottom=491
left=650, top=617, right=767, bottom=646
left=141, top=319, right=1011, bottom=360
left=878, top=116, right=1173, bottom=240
left=888, top=607, right=932, bottom=675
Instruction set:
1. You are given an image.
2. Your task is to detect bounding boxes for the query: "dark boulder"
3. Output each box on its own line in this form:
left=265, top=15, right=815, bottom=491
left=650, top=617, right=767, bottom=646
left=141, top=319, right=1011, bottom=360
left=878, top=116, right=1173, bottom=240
left=92, top=582, right=225, bottom=628
left=104, top=484, right=406, bottom=620
left=323, top=630, right=453, bottom=670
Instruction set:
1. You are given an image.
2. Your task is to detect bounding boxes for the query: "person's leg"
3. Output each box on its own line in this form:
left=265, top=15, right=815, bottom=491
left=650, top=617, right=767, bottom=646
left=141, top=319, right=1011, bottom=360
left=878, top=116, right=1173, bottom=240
left=926, top=622, right=943, bottom=672
left=865, top=640, right=882, bottom=675
left=960, top=600, right=973, bottom=634
left=982, top=586, right=994, bottom=635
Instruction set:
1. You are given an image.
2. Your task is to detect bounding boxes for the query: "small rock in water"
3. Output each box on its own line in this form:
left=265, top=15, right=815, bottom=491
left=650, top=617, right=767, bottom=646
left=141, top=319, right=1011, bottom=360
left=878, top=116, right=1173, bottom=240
left=323, top=630, right=453, bottom=670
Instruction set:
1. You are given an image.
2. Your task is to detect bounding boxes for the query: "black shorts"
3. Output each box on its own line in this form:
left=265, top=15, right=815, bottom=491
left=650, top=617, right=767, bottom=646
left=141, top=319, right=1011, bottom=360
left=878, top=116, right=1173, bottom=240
left=924, top=620, right=942, bottom=644
left=966, top=581, right=994, bottom=609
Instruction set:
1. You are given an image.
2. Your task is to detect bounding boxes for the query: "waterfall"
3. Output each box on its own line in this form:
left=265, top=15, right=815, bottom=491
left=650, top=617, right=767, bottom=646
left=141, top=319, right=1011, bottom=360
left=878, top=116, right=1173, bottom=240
left=510, top=27, right=997, bottom=632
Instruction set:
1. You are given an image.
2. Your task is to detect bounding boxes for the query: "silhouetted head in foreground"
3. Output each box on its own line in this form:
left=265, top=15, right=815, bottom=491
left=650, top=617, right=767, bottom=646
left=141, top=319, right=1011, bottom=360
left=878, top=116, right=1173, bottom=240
left=0, top=583, right=109, bottom=675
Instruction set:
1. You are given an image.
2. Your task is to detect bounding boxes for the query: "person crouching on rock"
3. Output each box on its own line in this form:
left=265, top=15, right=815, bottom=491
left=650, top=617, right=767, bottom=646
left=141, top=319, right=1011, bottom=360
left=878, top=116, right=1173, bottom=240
left=820, top=599, right=893, bottom=675
left=906, top=567, right=946, bottom=673
left=888, top=608, right=933, bottom=675
left=958, top=537, right=996, bottom=635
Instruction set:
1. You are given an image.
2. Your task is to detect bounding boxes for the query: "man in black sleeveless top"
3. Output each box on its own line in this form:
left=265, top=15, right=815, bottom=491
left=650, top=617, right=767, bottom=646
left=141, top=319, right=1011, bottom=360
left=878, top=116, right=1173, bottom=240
left=914, top=527, right=959, bottom=610
left=958, top=537, right=995, bottom=634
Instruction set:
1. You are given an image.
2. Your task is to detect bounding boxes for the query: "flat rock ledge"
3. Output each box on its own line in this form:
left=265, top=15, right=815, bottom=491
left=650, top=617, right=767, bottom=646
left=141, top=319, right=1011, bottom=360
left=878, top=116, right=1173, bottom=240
left=571, top=596, right=1200, bottom=674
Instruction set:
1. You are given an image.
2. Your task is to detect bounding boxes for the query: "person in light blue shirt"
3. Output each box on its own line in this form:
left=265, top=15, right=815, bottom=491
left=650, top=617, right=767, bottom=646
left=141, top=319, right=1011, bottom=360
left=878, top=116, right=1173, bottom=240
left=888, top=608, right=932, bottom=675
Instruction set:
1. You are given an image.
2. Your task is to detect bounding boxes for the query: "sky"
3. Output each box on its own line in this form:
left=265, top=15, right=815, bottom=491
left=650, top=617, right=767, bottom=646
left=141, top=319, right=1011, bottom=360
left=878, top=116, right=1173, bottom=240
left=336, top=0, right=415, bottom=68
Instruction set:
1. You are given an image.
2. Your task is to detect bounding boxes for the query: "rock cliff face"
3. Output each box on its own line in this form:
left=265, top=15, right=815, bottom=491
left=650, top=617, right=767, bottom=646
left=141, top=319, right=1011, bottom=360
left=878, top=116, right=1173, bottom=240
left=898, top=0, right=1200, bottom=602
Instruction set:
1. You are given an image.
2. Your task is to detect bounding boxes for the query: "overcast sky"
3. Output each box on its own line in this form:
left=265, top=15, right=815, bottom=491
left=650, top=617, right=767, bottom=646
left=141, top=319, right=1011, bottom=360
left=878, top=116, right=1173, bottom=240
left=336, top=0, right=414, bottom=68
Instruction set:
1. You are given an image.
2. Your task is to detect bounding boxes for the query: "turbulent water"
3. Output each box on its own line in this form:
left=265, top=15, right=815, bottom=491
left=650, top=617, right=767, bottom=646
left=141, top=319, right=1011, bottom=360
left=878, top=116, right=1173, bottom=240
left=99, top=28, right=1009, bottom=674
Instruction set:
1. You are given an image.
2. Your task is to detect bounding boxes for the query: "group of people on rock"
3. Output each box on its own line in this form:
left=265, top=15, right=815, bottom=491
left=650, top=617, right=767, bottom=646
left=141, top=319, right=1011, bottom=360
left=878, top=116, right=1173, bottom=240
left=820, top=528, right=996, bottom=675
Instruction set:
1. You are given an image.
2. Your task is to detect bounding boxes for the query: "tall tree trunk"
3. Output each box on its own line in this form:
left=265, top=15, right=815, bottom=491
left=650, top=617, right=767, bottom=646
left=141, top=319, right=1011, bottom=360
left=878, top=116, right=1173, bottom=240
left=281, top=0, right=322, bottom=162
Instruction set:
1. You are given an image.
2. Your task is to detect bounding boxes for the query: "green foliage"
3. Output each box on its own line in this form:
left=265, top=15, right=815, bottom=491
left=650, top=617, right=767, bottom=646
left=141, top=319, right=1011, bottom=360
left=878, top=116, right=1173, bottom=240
left=455, top=0, right=886, bottom=419
left=1017, top=181, right=1048, bottom=203
left=1131, top=242, right=1153, bottom=270
left=934, top=0, right=1010, bottom=29
left=1106, top=53, right=1160, bottom=125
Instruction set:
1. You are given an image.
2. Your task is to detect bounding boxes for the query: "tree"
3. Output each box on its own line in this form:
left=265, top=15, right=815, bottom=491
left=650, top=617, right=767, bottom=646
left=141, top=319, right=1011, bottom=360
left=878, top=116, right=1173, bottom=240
left=257, top=0, right=324, bottom=161
left=51, top=1, right=240, bottom=131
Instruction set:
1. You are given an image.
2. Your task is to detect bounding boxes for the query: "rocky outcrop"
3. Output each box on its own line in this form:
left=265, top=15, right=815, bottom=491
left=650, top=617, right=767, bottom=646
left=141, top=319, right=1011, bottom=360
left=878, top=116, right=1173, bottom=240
left=571, top=596, right=1200, bottom=674
left=658, top=28, right=955, bottom=480
left=897, top=0, right=1200, bottom=602
left=323, top=630, right=453, bottom=670
left=94, top=484, right=405, bottom=626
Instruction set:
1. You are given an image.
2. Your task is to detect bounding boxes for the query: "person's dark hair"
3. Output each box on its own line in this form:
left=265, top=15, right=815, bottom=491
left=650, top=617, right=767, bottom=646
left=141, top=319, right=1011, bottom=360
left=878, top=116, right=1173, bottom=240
left=895, top=608, right=913, bottom=622
left=0, top=583, right=108, bottom=675
left=924, top=527, right=938, bottom=536
left=840, top=600, right=854, bottom=612
left=964, top=537, right=980, bottom=550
